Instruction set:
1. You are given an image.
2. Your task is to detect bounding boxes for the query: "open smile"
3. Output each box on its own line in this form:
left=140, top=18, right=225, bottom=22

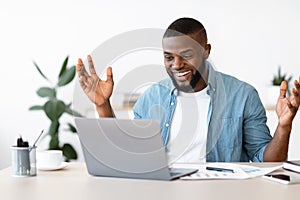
left=173, top=70, right=192, bottom=81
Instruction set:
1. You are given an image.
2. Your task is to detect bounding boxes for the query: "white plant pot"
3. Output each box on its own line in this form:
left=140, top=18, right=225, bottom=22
left=265, top=85, right=280, bottom=107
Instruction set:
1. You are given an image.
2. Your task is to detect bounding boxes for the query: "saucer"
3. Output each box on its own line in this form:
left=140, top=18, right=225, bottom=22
left=37, top=162, right=69, bottom=171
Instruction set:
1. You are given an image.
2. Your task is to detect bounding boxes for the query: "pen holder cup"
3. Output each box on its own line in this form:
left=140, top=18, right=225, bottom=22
left=11, top=146, right=37, bottom=177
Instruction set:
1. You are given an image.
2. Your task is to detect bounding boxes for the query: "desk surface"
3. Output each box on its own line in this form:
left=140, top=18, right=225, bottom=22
left=1, top=162, right=300, bottom=200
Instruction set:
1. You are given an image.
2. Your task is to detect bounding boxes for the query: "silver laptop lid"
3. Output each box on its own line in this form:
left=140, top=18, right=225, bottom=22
left=75, top=118, right=173, bottom=180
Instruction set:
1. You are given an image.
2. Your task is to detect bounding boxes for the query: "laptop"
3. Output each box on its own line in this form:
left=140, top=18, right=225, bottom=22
left=74, top=118, right=198, bottom=181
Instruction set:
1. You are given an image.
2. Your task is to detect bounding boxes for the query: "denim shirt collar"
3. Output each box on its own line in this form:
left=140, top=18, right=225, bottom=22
left=206, top=60, right=218, bottom=96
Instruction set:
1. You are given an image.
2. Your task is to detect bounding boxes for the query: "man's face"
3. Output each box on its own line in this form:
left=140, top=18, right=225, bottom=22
left=162, top=34, right=210, bottom=92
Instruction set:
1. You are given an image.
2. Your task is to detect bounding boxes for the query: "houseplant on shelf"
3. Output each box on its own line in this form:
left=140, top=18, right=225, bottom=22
left=29, top=56, right=82, bottom=162
left=272, top=66, right=293, bottom=89
left=266, top=65, right=293, bottom=107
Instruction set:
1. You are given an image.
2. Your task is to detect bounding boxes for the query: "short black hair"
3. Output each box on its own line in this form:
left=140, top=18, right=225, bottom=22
left=163, top=17, right=207, bottom=44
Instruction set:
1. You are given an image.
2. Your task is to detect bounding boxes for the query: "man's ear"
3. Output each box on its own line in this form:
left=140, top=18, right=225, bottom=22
left=204, top=44, right=211, bottom=59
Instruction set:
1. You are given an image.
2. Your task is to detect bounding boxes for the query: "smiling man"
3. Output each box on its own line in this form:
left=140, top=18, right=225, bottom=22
left=76, top=17, right=300, bottom=163
left=163, top=21, right=210, bottom=93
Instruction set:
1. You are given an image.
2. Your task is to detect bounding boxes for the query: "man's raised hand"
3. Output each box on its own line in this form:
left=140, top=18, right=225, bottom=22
left=276, top=77, right=300, bottom=127
left=76, top=55, right=114, bottom=108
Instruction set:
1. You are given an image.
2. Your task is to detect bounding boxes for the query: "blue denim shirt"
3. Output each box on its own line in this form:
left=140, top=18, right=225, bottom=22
left=133, top=61, right=272, bottom=162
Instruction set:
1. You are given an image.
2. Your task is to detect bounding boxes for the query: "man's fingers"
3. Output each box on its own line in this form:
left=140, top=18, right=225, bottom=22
left=292, top=88, right=299, bottom=97
left=76, top=58, right=86, bottom=73
left=106, top=67, right=113, bottom=82
left=294, top=78, right=300, bottom=91
left=76, top=58, right=89, bottom=77
left=291, top=77, right=300, bottom=106
left=287, top=100, right=298, bottom=114
left=76, top=58, right=83, bottom=71
left=287, top=100, right=293, bottom=108
left=279, top=81, right=288, bottom=99
left=79, top=76, right=87, bottom=90
left=291, top=87, right=300, bottom=108
left=87, top=55, right=97, bottom=75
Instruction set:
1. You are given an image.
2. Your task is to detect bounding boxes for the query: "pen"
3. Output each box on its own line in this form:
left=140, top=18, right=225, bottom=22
left=17, top=134, right=24, bottom=147
left=206, top=166, right=235, bottom=173
left=16, top=134, right=30, bottom=175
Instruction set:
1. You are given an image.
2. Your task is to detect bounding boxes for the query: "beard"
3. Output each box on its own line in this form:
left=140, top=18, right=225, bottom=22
left=168, top=63, right=206, bottom=93
left=169, top=70, right=201, bottom=92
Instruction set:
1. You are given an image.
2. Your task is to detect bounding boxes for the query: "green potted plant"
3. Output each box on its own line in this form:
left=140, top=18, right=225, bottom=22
left=272, top=65, right=293, bottom=88
left=266, top=65, right=293, bottom=107
left=29, top=56, right=82, bottom=162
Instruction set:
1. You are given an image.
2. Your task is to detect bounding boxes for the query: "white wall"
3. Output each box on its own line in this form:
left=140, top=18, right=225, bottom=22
left=1, top=0, right=300, bottom=169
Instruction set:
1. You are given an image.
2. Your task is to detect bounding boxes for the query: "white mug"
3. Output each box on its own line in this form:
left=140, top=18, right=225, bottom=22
left=37, top=150, right=63, bottom=168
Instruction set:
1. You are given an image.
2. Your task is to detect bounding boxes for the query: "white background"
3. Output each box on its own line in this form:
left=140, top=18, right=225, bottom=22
left=0, top=0, right=299, bottom=169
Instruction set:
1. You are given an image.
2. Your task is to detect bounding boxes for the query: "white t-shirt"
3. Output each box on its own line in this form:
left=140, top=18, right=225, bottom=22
left=167, top=87, right=210, bottom=164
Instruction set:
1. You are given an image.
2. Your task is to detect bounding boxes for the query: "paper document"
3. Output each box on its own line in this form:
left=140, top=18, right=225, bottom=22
left=172, top=163, right=282, bottom=180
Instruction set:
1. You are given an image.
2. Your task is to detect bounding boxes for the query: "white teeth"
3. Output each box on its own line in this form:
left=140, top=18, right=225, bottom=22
left=177, top=71, right=190, bottom=77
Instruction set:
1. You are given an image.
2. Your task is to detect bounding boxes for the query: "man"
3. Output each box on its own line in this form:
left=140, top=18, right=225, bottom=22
left=76, top=17, right=300, bottom=162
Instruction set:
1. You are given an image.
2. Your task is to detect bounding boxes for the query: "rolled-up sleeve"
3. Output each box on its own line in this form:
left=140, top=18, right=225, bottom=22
left=243, top=88, right=272, bottom=162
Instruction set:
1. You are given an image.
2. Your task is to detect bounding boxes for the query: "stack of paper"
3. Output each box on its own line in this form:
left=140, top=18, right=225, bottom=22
left=171, top=163, right=282, bottom=180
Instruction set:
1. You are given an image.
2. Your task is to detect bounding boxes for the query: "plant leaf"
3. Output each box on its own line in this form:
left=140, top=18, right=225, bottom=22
left=48, top=120, right=60, bottom=136
left=272, top=65, right=293, bottom=86
left=49, top=134, right=60, bottom=150
left=65, top=106, right=83, bottom=117
left=29, top=105, right=44, bottom=111
left=37, top=87, right=56, bottom=98
left=57, top=66, right=76, bottom=87
left=67, top=123, right=77, bottom=133
left=44, top=100, right=66, bottom=121
left=58, top=56, right=69, bottom=78
left=62, top=143, right=78, bottom=161
left=33, top=61, right=49, bottom=81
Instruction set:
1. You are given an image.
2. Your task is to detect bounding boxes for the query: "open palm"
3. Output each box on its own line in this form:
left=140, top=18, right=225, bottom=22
left=276, top=79, right=300, bottom=127
left=76, top=55, right=114, bottom=107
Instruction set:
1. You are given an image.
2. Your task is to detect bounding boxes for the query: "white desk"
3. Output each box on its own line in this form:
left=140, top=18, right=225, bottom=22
left=0, top=163, right=300, bottom=200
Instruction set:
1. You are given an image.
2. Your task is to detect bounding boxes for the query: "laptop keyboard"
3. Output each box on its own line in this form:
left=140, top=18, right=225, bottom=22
left=169, top=168, right=182, bottom=177
left=170, top=172, right=181, bottom=177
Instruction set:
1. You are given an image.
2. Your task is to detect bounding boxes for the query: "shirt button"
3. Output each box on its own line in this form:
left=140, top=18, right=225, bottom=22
left=170, top=102, right=174, bottom=106
left=165, top=123, right=169, bottom=127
